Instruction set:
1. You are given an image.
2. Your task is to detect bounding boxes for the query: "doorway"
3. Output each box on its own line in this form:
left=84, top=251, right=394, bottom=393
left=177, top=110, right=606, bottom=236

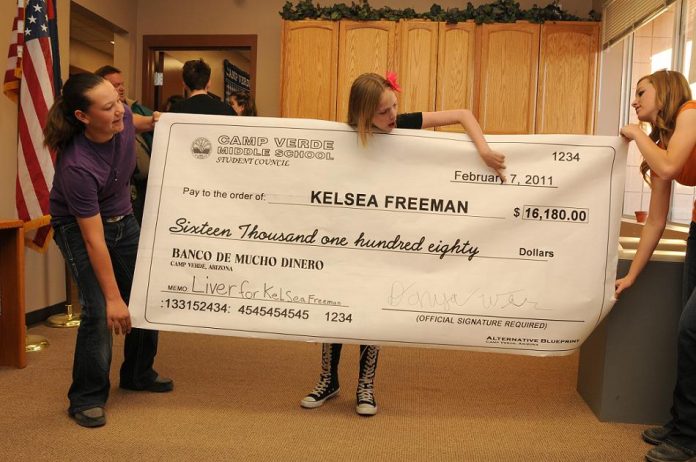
left=142, top=35, right=257, bottom=112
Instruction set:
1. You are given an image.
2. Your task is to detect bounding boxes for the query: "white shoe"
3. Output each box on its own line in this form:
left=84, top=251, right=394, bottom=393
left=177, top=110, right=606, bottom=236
left=356, top=401, right=378, bottom=416
left=356, top=385, right=378, bottom=416
left=300, top=385, right=339, bottom=409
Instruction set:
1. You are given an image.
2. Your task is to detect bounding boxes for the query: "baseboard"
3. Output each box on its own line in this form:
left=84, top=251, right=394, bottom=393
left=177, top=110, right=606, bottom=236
left=26, top=301, right=68, bottom=326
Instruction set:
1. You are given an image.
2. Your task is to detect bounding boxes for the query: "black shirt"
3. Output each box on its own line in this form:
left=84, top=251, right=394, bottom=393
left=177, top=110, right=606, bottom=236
left=170, top=94, right=236, bottom=116
left=396, top=112, right=423, bottom=129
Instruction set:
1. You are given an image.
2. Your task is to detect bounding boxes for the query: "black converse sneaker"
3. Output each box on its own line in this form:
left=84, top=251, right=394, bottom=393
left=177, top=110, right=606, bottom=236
left=301, top=374, right=339, bottom=408
left=356, top=345, right=379, bottom=416
left=356, top=383, right=377, bottom=416
left=301, top=343, right=342, bottom=409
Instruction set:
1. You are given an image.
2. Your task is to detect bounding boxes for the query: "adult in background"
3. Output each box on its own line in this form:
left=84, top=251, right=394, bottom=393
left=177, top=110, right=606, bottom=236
left=229, top=90, right=257, bottom=116
left=95, top=65, right=153, bottom=225
left=616, top=69, right=696, bottom=462
left=170, top=59, right=235, bottom=116
left=45, top=73, right=173, bottom=428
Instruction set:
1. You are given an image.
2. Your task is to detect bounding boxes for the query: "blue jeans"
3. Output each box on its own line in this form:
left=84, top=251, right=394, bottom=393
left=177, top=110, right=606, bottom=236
left=52, top=214, right=159, bottom=414
left=665, top=221, right=696, bottom=451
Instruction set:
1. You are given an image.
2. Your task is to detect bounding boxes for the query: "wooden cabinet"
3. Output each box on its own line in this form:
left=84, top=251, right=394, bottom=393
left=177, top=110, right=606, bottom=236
left=397, top=20, right=439, bottom=115
left=0, top=220, right=25, bottom=368
left=280, top=20, right=600, bottom=135
left=280, top=20, right=339, bottom=120
left=536, top=22, right=600, bottom=134
left=336, top=21, right=396, bottom=122
left=435, top=22, right=477, bottom=132
left=477, top=22, right=540, bottom=134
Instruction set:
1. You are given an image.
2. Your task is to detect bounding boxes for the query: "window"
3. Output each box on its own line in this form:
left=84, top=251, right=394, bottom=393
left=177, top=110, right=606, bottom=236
left=623, top=5, right=676, bottom=219
left=683, top=0, right=696, bottom=95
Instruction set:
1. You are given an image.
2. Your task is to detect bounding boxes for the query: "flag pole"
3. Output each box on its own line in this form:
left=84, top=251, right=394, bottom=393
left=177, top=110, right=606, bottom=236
left=45, top=263, right=80, bottom=328
left=25, top=333, right=49, bottom=352
left=6, top=0, right=49, bottom=354
left=18, top=0, right=64, bottom=348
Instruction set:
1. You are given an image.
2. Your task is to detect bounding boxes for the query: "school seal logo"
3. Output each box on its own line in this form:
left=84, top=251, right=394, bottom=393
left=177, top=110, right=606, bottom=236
left=191, top=137, right=212, bottom=159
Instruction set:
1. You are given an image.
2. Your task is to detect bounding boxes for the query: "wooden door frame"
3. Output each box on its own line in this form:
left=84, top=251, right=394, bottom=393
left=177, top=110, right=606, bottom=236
left=142, top=34, right=257, bottom=110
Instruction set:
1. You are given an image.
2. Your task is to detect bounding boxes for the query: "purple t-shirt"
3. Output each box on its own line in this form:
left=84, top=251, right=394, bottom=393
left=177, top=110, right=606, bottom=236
left=50, top=105, right=136, bottom=219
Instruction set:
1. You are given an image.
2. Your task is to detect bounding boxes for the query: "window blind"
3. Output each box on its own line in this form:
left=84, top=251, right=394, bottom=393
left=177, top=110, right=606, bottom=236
left=603, top=0, right=676, bottom=48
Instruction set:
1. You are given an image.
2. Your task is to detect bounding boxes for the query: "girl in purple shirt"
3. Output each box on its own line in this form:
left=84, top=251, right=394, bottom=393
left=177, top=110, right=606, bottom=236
left=45, top=73, right=172, bottom=428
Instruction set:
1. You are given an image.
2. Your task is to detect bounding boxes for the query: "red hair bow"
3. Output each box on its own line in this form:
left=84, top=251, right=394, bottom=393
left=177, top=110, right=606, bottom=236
left=385, top=71, right=402, bottom=93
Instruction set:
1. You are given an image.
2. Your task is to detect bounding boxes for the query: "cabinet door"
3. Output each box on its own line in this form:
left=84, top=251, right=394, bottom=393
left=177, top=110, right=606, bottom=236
left=397, top=20, right=439, bottom=115
left=435, top=21, right=476, bottom=132
left=536, top=22, right=600, bottom=134
left=280, top=20, right=338, bottom=120
left=477, top=22, right=540, bottom=134
left=337, top=21, right=396, bottom=122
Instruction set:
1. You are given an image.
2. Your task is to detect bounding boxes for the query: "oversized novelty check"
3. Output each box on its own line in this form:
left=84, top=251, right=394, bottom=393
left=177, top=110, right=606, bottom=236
left=130, top=114, right=626, bottom=356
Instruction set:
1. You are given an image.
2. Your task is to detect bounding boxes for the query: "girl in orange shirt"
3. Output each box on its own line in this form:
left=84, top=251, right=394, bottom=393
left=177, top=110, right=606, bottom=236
left=617, top=69, right=696, bottom=462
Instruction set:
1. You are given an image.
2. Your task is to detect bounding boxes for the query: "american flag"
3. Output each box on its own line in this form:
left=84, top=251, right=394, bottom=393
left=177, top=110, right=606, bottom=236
left=3, top=0, right=24, bottom=101
left=15, top=0, right=62, bottom=251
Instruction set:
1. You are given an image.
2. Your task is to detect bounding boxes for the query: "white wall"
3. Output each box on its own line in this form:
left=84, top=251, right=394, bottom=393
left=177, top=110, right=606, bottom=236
left=70, top=39, right=112, bottom=72
left=595, top=42, right=624, bottom=136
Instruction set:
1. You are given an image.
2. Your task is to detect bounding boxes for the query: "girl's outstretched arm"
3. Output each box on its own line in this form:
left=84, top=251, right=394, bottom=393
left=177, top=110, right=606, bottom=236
left=422, top=109, right=506, bottom=181
left=614, top=174, right=671, bottom=297
left=77, top=215, right=132, bottom=335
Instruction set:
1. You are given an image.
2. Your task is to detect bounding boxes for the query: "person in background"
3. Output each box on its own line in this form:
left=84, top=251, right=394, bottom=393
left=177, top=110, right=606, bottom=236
left=163, top=94, right=184, bottom=112
left=44, top=73, right=173, bottom=428
left=95, top=65, right=153, bottom=225
left=300, top=72, right=506, bottom=417
left=229, top=90, right=257, bottom=116
left=170, top=59, right=235, bottom=116
left=616, top=69, right=696, bottom=462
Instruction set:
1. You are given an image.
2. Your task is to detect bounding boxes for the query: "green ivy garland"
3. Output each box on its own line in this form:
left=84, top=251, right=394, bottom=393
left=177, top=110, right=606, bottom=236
left=280, top=0, right=601, bottom=24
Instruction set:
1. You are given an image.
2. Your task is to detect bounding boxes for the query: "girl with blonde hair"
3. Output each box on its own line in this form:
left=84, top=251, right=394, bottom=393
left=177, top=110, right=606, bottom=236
left=300, top=72, right=506, bottom=416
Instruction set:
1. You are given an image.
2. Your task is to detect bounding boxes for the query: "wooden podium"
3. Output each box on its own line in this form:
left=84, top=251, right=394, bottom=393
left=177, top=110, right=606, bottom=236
left=0, top=220, right=25, bottom=368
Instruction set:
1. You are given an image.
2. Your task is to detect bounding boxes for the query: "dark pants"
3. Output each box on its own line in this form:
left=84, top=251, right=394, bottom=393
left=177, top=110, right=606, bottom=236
left=52, top=214, right=159, bottom=414
left=666, top=221, right=696, bottom=451
left=130, top=178, right=147, bottom=226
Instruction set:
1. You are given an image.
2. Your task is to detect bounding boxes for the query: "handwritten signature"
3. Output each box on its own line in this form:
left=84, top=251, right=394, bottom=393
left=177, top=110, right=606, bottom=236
left=386, top=281, right=540, bottom=311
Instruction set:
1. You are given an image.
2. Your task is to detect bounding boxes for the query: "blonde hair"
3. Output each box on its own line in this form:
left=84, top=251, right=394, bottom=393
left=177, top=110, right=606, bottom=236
left=347, top=73, right=392, bottom=146
left=638, top=69, right=692, bottom=182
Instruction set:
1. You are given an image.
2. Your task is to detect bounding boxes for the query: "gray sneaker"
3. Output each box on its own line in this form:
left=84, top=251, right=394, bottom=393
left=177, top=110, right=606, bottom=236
left=643, top=426, right=672, bottom=445
left=71, top=407, right=106, bottom=428
left=645, top=442, right=695, bottom=462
